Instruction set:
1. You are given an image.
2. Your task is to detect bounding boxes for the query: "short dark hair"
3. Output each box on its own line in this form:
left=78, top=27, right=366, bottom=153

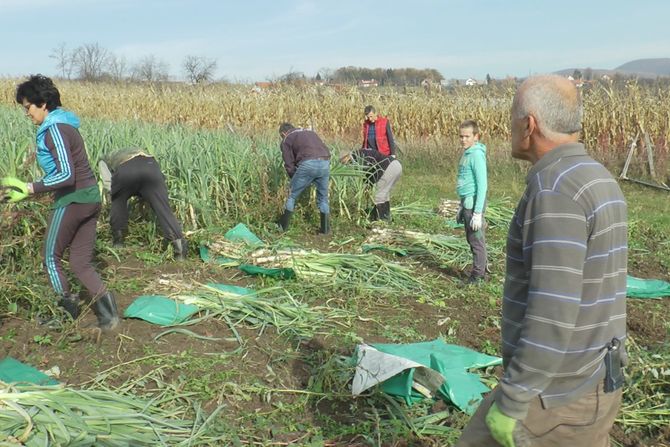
left=459, top=119, right=480, bottom=136
left=364, top=105, right=375, bottom=115
left=16, top=74, right=62, bottom=111
left=279, top=122, right=295, bottom=136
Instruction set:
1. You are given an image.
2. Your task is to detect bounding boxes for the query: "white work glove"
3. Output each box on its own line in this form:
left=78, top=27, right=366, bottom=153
left=470, top=212, right=483, bottom=231
left=99, top=160, right=112, bottom=193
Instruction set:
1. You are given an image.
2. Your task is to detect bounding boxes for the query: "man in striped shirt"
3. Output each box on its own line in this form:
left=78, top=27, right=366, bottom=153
left=457, top=75, right=627, bottom=446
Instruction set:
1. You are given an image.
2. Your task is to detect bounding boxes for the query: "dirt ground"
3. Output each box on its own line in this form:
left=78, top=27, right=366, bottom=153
left=2, top=248, right=669, bottom=446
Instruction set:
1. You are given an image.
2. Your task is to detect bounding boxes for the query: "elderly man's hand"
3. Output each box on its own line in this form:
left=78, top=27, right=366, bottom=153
left=470, top=212, right=483, bottom=231
left=1, top=177, right=30, bottom=203
left=485, top=403, right=517, bottom=447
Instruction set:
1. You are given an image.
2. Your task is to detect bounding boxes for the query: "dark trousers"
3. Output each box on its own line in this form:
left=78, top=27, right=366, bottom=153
left=43, top=202, right=106, bottom=298
left=111, top=156, right=183, bottom=241
left=463, top=208, right=487, bottom=278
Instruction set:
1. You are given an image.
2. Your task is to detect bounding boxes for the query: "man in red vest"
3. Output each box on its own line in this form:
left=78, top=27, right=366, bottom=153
left=362, top=105, right=399, bottom=157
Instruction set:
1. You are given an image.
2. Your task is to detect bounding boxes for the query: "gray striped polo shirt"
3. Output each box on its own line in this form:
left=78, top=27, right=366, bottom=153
left=497, top=143, right=627, bottom=419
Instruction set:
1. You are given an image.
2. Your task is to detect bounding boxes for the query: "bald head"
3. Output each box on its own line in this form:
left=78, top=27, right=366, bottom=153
left=512, top=75, right=583, bottom=140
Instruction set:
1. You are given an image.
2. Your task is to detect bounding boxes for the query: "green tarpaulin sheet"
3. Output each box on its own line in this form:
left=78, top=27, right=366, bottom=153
left=207, top=283, right=255, bottom=295
left=200, top=223, right=264, bottom=266
left=0, top=357, right=59, bottom=385
left=124, top=295, right=200, bottom=326
left=361, top=244, right=409, bottom=257
left=357, top=339, right=501, bottom=414
left=198, top=245, right=239, bottom=266
left=224, top=223, right=264, bottom=246
left=238, top=263, right=296, bottom=280
left=200, top=224, right=296, bottom=280
left=627, top=275, right=670, bottom=298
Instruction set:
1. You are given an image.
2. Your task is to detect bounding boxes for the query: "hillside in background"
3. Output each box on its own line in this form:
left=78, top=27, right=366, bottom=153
left=555, top=58, right=670, bottom=79
left=615, top=58, right=670, bottom=76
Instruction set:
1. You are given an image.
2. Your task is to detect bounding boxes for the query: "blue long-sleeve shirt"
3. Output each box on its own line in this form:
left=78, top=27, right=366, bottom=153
left=456, top=142, right=487, bottom=213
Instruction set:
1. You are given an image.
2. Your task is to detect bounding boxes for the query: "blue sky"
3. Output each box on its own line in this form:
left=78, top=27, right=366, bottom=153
left=1, top=0, right=669, bottom=82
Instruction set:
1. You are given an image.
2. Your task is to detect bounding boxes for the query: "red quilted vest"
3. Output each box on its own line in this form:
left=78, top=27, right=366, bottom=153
left=362, top=116, right=391, bottom=156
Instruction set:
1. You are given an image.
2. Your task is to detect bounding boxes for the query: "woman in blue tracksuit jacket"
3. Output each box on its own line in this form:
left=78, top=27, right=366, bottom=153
left=2, top=75, right=119, bottom=330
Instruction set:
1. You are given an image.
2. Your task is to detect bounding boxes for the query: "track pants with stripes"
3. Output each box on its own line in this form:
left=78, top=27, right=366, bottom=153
left=43, top=202, right=106, bottom=299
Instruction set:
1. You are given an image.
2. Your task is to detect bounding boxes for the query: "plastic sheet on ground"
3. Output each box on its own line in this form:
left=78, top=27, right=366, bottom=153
left=361, top=244, right=409, bottom=257
left=0, top=357, right=59, bottom=385
left=223, top=223, right=264, bottom=247
left=124, top=295, right=200, bottom=326
left=445, top=219, right=465, bottom=229
left=200, top=223, right=264, bottom=266
left=207, top=282, right=255, bottom=295
left=238, top=264, right=296, bottom=280
left=352, top=339, right=501, bottom=414
left=198, top=245, right=239, bottom=266
left=626, top=275, right=670, bottom=298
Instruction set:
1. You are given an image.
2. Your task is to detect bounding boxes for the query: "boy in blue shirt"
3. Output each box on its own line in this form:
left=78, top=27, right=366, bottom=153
left=456, top=120, right=488, bottom=283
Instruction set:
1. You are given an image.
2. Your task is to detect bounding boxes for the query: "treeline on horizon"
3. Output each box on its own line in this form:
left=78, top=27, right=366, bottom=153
left=15, top=41, right=670, bottom=88
left=39, top=41, right=447, bottom=86
left=327, top=66, right=444, bottom=86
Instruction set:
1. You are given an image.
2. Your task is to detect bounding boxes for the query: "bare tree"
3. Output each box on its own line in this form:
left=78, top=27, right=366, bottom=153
left=72, top=43, right=110, bottom=81
left=182, top=55, right=217, bottom=84
left=50, top=43, right=75, bottom=79
left=584, top=67, right=593, bottom=81
left=107, top=54, right=128, bottom=81
left=276, top=69, right=306, bottom=86
left=318, top=67, right=334, bottom=83
left=131, top=55, right=170, bottom=82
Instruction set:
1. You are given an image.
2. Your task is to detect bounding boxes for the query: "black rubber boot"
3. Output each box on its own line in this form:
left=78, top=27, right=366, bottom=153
left=93, top=291, right=120, bottom=331
left=378, top=202, right=391, bottom=222
left=112, top=230, right=125, bottom=248
left=374, top=203, right=385, bottom=221
left=38, top=293, right=80, bottom=329
left=172, top=238, right=188, bottom=261
left=319, top=212, right=330, bottom=235
left=466, top=275, right=486, bottom=285
left=58, top=293, right=81, bottom=320
left=367, top=205, right=379, bottom=222
left=278, top=209, right=292, bottom=231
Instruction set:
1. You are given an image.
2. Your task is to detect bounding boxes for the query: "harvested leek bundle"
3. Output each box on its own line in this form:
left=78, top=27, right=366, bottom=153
left=390, top=202, right=435, bottom=217
left=437, top=198, right=515, bottom=227
left=203, top=238, right=423, bottom=293
left=247, top=247, right=423, bottom=292
left=364, top=227, right=474, bottom=269
left=174, top=284, right=342, bottom=338
left=0, top=381, right=223, bottom=446
left=437, top=199, right=461, bottom=217
left=482, top=198, right=516, bottom=228
left=205, top=238, right=250, bottom=261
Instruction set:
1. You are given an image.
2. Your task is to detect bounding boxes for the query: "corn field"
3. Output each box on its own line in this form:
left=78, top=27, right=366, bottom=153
left=1, top=78, right=669, bottom=167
